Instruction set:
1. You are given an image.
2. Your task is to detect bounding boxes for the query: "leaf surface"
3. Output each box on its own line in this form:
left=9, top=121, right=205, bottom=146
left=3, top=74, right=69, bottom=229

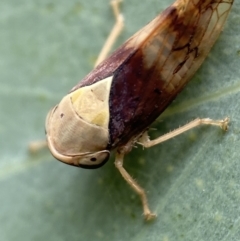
left=0, top=0, right=239, bottom=240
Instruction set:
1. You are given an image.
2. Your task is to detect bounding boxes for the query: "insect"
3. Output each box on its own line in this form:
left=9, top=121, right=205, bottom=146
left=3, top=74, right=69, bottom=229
left=45, top=0, right=233, bottom=220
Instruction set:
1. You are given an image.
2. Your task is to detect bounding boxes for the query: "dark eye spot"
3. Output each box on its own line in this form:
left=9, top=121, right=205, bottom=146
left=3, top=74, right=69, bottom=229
left=60, top=113, right=64, bottom=118
left=90, top=157, right=97, bottom=162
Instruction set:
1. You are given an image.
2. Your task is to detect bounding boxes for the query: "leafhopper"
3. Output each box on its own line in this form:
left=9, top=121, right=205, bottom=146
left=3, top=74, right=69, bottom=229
left=45, top=0, right=233, bottom=220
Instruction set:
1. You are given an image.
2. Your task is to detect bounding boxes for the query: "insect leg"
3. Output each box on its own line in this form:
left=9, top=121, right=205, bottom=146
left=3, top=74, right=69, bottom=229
left=139, top=117, right=230, bottom=148
left=29, top=140, right=48, bottom=154
left=115, top=151, right=157, bottom=221
left=94, top=0, right=124, bottom=67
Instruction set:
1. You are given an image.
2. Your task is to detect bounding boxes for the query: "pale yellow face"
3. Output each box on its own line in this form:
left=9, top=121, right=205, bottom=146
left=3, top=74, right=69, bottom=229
left=45, top=76, right=113, bottom=168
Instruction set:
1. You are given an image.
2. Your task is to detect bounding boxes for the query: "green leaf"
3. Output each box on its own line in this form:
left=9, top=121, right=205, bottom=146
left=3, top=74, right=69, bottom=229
left=1, top=0, right=239, bottom=240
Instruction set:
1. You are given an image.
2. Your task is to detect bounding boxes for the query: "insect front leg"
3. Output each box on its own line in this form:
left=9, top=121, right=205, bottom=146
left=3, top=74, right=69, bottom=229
left=139, top=117, right=230, bottom=149
left=94, top=0, right=124, bottom=67
left=29, top=140, right=48, bottom=154
left=115, top=151, right=157, bottom=221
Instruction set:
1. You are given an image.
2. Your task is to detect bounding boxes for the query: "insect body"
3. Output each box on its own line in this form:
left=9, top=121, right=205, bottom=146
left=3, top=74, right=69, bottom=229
left=45, top=0, right=233, bottom=220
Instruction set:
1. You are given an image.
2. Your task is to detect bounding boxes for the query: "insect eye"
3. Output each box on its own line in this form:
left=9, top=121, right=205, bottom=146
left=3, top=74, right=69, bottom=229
left=78, top=151, right=110, bottom=169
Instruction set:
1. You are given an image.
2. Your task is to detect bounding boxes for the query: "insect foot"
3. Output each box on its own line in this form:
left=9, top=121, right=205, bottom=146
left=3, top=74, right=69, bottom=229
left=114, top=152, right=156, bottom=221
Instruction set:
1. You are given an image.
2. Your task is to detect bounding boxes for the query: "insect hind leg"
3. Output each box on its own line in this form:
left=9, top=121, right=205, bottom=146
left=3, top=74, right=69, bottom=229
left=139, top=117, right=230, bottom=148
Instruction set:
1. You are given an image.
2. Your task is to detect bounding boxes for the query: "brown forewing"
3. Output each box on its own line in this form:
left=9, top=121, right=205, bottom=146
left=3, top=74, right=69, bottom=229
left=108, top=0, right=233, bottom=148
left=71, top=0, right=234, bottom=148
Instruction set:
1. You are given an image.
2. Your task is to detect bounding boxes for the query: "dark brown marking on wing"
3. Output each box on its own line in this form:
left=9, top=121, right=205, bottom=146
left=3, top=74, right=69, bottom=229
left=173, top=46, right=198, bottom=74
